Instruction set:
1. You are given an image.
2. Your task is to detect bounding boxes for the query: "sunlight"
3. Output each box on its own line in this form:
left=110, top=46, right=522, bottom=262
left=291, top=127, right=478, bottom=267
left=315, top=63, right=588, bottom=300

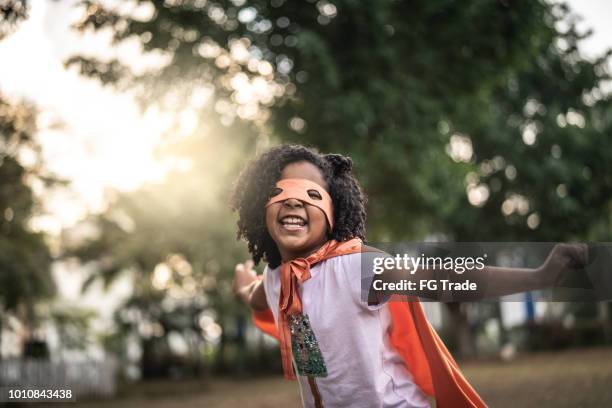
left=0, top=0, right=174, bottom=236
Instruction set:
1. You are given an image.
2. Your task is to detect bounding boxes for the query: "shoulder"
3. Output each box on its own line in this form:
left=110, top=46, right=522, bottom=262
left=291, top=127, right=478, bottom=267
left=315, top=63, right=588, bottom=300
left=321, top=248, right=391, bottom=273
left=262, top=264, right=280, bottom=291
left=333, top=246, right=390, bottom=266
left=326, top=252, right=390, bottom=310
left=263, top=263, right=279, bottom=278
left=323, top=252, right=363, bottom=273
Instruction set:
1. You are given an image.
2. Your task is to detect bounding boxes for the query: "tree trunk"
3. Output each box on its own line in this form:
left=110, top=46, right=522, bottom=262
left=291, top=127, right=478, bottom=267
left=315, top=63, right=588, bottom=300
left=140, top=337, right=157, bottom=378
left=446, top=302, right=475, bottom=358
left=599, top=302, right=611, bottom=343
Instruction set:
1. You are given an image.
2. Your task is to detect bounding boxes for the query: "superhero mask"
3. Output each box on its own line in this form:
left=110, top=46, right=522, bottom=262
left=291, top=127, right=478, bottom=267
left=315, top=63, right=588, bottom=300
left=266, top=178, right=334, bottom=232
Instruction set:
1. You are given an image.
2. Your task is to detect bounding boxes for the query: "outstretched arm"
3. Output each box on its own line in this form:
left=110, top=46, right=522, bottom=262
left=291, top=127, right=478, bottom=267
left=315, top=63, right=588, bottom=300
left=232, top=260, right=269, bottom=311
left=481, top=243, right=588, bottom=298
left=380, top=243, right=589, bottom=301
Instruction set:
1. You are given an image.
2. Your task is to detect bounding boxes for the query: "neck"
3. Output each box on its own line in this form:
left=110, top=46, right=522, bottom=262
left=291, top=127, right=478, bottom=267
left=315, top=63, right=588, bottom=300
left=279, top=240, right=331, bottom=263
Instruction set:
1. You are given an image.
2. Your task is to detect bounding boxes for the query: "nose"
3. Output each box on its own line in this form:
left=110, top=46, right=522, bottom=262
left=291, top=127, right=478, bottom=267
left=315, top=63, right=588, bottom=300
left=282, top=198, right=304, bottom=208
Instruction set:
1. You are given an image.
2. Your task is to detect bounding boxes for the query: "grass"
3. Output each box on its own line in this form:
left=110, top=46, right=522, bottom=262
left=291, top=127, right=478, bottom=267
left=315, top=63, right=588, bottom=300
left=63, top=347, right=612, bottom=407
left=462, top=347, right=612, bottom=407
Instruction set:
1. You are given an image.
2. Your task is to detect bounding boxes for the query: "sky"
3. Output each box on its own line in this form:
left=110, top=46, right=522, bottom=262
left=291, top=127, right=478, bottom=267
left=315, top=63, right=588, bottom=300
left=0, top=0, right=168, bottom=345
left=0, top=0, right=611, bottom=351
left=565, top=0, right=612, bottom=59
left=0, top=0, right=171, bottom=234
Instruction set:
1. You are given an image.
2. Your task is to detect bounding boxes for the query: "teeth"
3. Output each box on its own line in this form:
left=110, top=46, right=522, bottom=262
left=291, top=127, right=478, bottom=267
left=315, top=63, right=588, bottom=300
left=281, top=216, right=306, bottom=226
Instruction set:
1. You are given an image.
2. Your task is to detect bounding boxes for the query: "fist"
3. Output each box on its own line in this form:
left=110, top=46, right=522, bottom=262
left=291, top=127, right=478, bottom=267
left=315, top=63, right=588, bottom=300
left=232, top=260, right=256, bottom=297
left=538, top=243, right=589, bottom=287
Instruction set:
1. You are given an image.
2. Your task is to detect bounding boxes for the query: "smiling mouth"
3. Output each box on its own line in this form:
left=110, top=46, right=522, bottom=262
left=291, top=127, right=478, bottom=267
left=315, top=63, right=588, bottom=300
left=279, top=215, right=308, bottom=231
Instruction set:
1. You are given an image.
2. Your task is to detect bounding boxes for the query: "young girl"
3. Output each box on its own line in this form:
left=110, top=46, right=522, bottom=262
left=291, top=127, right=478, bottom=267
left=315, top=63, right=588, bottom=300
left=230, top=144, right=587, bottom=408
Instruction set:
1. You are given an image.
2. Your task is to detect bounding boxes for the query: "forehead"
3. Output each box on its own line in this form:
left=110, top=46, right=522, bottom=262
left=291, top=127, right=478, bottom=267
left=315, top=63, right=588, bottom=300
left=280, top=161, right=328, bottom=190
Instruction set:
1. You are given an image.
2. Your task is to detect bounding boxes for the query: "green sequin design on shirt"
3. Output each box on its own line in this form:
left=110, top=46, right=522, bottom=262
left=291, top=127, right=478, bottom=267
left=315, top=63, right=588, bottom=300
left=289, top=313, right=328, bottom=377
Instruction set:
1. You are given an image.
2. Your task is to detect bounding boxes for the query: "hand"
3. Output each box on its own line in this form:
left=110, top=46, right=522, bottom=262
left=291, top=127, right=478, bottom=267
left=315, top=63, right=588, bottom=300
left=537, top=243, right=589, bottom=287
left=232, top=260, right=256, bottom=300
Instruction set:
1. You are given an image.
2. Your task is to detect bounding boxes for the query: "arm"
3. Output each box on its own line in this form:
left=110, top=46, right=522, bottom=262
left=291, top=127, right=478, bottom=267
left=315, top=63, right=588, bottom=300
left=379, top=243, right=588, bottom=301
left=232, top=260, right=269, bottom=311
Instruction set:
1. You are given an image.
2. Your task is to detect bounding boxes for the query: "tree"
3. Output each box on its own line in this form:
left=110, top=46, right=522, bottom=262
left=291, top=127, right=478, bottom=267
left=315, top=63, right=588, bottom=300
left=66, top=0, right=612, bottom=240
left=66, top=0, right=612, bottom=357
left=62, top=117, right=261, bottom=375
left=0, top=96, right=54, bottom=313
left=0, top=91, right=56, bottom=357
left=0, top=0, right=27, bottom=41
left=0, top=0, right=59, bottom=358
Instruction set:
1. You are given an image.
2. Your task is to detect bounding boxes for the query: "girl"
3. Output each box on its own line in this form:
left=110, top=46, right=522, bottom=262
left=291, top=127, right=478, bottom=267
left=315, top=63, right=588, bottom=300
left=230, top=144, right=587, bottom=408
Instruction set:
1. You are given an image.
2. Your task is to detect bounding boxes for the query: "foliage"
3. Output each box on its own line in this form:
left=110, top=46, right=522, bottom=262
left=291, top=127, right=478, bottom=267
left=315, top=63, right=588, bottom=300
left=49, top=304, right=97, bottom=352
left=66, top=0, right=612, bottom=242
left=63, top=0, right=612, bottom=365
left=1, top=2, right=60, bottom=354
left=0, top=0, right=27, bottom=40
left=62, top=120, right=257, bottom=374
left=0, top=95, right=55, bottom=324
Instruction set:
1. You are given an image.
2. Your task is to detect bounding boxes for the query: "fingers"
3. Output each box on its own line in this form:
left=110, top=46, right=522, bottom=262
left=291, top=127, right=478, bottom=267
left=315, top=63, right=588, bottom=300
left=235, top=260, right=256, bottom=276
left=233, top=260, right=257, bottom=300
left=566, top=243, right=589, bottom=269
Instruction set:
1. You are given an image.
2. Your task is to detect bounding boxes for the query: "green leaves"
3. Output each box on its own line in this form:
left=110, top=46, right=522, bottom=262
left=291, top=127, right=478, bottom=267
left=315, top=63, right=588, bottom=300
left=0, top=95, right=55, bottom=319
left=67, top=1, right=612, bottom=243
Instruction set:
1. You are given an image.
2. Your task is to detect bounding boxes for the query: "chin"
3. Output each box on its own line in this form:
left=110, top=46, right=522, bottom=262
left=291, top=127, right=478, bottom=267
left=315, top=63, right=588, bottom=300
left=267, top=220, right=328, bottom=259
left=277, top=236, right=310, bottom=251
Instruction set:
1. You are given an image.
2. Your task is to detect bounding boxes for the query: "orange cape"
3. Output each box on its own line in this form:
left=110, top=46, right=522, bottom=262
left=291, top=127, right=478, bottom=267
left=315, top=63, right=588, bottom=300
left=252, top=238, right=486, bottom=408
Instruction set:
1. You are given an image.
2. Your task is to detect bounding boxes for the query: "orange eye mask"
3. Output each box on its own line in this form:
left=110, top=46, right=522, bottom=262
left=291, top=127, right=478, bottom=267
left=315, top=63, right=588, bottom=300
left=266, top=178, right=334, bottom=231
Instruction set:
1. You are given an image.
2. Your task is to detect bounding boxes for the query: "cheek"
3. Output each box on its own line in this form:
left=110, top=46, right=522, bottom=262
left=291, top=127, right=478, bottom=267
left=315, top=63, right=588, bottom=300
left=265, top=205, right=278, bottom=231
left=307, top=207, right=328, bottom=235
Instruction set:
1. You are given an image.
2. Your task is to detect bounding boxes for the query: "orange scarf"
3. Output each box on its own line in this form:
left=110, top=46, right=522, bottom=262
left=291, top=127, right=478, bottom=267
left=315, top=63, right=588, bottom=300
left=252, top=238, right=487, bottom=408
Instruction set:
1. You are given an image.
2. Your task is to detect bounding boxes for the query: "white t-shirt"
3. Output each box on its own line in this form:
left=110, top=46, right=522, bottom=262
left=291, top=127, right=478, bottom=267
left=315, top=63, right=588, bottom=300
left=263, top=252, right=430, bottom=408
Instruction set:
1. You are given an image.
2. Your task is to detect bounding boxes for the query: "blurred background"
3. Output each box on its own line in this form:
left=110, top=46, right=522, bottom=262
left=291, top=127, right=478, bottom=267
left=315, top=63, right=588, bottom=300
left=1, top=0, right=611, bottom=406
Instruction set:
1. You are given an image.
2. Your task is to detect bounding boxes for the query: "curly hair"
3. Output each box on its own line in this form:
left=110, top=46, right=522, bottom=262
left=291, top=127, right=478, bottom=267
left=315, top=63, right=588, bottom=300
left=230, top=144, right=367, bottom=268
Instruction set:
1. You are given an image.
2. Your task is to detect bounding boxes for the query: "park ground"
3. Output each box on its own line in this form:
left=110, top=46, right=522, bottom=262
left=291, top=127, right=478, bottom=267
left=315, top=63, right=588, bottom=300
left=67, top=347, right=612, bottom=408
